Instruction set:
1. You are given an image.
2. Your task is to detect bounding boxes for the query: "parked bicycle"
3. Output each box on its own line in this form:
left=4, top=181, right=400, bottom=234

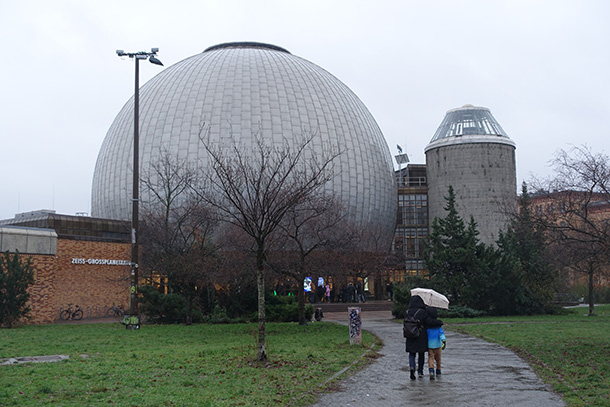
left=59, top=304, right=83, bottom=321
left=107, top=304, right=125, bottom=317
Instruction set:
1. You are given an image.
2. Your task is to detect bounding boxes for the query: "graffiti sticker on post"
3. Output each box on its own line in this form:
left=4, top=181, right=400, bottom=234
left=348, top=307, right=362, bottom=345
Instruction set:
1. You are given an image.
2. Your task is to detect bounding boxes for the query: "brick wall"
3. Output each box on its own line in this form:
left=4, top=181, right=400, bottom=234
left=53, top=240, right=131, bottom=321
left=22, top=239, right=130, bottom=324
left=26, top=253, right=57, bottom=324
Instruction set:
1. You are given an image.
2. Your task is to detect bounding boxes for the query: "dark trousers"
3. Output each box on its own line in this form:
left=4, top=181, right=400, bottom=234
left=409, top=352, right=425, bottom=373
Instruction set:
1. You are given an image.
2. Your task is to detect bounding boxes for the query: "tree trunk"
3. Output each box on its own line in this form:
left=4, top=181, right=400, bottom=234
left=297, top=276, right=306, bottom=325
left=256, top=249, right=267, bottom=361
left=297, top=256, right=307, bottom=325
left=588, top=265, right=595, bottom=316
left=185, top=289, right=193, bottom=326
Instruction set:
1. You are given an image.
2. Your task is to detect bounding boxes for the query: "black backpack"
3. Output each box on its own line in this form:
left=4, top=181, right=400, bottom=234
left=403, top=309, right=423, bottom=339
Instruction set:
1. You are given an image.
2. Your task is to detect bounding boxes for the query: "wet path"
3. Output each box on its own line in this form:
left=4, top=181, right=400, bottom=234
left=310, top=316, right=565, bottom=406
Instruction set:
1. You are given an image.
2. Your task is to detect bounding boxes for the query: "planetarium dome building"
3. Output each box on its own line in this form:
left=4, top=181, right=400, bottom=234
left=92, top=42, right=396, bottom=240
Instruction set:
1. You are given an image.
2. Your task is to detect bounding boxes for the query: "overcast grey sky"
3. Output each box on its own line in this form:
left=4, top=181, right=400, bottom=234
left=1, top=0, right=608, bottom=220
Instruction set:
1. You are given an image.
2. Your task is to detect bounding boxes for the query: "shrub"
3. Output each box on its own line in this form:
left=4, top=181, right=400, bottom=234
left=215, top=281, right=258, bottom=320
left=391, top=277, right=433, bottom=319
left=595, top=286, right=610, bottom=304
left=390, top=280, right=488, bottom=319
left=266, top=295, right=313, bottom=322
left=543, top=304, right=572, bottom=315
left=0, top=251, right=35, bottom=328
left=437, top=306, right=486, bottom=318
left=139, top=285, right=190, bottom=324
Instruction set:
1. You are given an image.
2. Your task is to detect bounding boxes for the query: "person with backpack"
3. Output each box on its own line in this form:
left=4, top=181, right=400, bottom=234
left=404, top=295, right=443, bottom=380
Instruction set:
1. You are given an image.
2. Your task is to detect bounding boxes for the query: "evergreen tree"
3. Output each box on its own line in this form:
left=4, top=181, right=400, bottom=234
left=425, top=184, right=555, bottom=315
left=0, top=251, right=35, bottom=328
left=495, top=183, right=556, bottom=314
left=424, top=186, right=486, bottom=306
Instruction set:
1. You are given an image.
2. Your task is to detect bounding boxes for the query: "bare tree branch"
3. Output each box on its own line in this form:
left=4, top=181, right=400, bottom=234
left=194, top=130, right=341, bottom=360
left=530, top=145, right=610, bottom=315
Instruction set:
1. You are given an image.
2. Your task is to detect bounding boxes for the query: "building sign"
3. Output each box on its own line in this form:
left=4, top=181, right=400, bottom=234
left=71, top=258, right=130, bottom=266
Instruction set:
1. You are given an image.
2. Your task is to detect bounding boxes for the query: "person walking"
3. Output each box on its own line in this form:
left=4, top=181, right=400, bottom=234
left=347, top=283, right=356, bottom=302
left=356, top=281, right=366, bottom=303
left=405, top=295, right=442, bottom=380
left=426, top=307, right=446, bottom=380
left=386, top=282, right=394, bottom=301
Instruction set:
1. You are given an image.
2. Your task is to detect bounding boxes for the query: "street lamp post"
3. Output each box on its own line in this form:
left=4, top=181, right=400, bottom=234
left=116, top=48, right=163, bottom=330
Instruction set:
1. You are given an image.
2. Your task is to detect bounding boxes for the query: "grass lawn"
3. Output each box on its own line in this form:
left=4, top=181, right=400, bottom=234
left=0, top=322, right=377, bottom=406
left=446, top=304, right=609, bottom=407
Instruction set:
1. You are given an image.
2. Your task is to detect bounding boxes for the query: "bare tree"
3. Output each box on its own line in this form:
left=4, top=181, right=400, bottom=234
left=340, top=222, right=394, bottom=296
left=140, top=151, right=219, bottom=324
left=532, top=145, right=610, bottom=315
left=268, top=195, right=346, bottom=324
left=141, top=148, right=202, bottom=225
left=197, top=134, right=339, bottom=361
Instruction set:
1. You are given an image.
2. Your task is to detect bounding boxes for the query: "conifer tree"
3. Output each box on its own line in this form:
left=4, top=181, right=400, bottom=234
left=0, top=251, right=35, bottom=328
left=500, top=183, right=556, bottom=314
left=424, top=186, right=485, bottom=306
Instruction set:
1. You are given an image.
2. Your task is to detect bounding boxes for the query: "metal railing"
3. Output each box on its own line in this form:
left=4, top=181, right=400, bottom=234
left=397, top=176, right=427, bottom=187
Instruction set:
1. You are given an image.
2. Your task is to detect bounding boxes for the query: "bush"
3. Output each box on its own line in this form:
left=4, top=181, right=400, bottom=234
left=543, top=304, right=572, bottom=315
left=437, top=306, right=486, bottom=318
left=390, top=280, right=488, bottom=319
left=266, top=295, right=313, bottom=322
left=595, top=286, right=610, bottom=304
left=215, top=281, right=258, bottom=320
left=0, top=251, right=34, bottom=328
left=391, top=278, right=433, bottom=319
left=139, top=285, right=192, bottom=324
left=201, top=303, right=249, bottom=324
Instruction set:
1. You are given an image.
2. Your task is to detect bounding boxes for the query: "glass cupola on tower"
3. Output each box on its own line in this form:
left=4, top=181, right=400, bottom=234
left=430, top=104, right=508, bottom=142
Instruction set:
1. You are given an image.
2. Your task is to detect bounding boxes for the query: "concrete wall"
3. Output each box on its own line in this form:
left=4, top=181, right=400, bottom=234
left=0, top=226, right=57, bottom=254
left=426, top=141, right=517, bottom=245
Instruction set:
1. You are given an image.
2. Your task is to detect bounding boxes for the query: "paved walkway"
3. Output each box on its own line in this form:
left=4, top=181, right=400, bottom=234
left=311, top=312, right=565, bottom=406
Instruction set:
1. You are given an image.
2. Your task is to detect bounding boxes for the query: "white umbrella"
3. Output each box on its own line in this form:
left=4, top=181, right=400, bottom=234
left=410, top=288, right=450, bottom=309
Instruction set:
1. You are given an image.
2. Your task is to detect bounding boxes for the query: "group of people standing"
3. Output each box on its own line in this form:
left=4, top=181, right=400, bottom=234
left=404, top=295, right=446, bottom=380
left=308, top=282, right=332, bottom=303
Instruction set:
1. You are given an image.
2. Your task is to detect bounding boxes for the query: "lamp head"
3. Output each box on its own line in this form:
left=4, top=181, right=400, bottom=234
left=149, top=56, right=164, bottom=66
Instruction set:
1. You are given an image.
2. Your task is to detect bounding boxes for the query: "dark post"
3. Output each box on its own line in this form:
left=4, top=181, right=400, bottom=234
left=116, top=48, right=163, bottom=330
left=127, top=56, right=141, bottom=329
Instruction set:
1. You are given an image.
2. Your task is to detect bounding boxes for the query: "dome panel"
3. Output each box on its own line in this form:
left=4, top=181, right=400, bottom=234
left=91, top=42, right=396, bottom=241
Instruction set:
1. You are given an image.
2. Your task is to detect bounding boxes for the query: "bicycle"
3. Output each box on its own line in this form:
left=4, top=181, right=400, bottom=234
left=107, top=304, right=125, bottom=317
left=60, top=304, right=83, bottom=321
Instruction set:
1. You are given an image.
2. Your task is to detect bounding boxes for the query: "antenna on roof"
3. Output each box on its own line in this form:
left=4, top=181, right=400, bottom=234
left=395, top=144, right=409, bottom=187
left=395, top=144, right=409, bottom=165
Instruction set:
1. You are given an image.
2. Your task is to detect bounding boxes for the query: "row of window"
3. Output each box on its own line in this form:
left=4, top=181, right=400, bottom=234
left=398, top=206, right=428, bottom=225
left=535, top=202, right=567, bottom=215
left=398, top=194, right=428, bottom=226
left=396, top=193, right=428, bottom=271
left=393, top=227, right=428, bottom=259
left=399, top=194, right=427, bottom=202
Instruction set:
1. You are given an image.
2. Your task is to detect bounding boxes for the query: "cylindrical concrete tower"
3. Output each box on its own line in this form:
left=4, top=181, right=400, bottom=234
left=425, top=105, right=516, bottom=245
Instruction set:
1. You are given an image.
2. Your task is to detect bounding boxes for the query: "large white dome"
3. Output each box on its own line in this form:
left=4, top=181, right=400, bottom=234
left=92, top=42, right=396, bottom=239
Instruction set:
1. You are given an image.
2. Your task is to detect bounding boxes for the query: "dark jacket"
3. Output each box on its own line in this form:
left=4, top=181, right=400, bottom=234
left=404, top=295, right=442, bottom=353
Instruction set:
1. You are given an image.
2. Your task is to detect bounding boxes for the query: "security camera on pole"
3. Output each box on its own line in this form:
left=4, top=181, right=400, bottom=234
left=116, top=48, right=164, bottom=330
